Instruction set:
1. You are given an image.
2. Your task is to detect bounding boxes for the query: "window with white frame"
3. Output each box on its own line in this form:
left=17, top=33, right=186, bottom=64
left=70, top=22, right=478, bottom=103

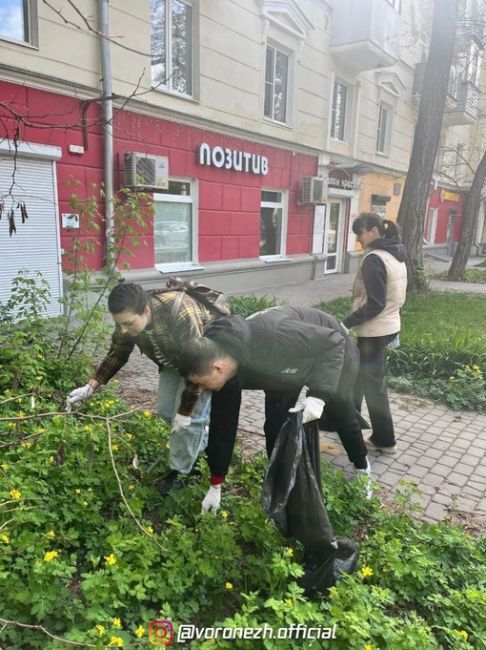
left=153, top=180, right=194, bottom=266
left=331, top=79, right=349, bottom=142
left=260, top=190, right=287, bottom=257
left=0, top=0, right=37, bottom=45
left=264, top=44, right=290, bottom=124
left=376, top=103, right=392, bottom=155
left=151, top=0, right=197, bottom=96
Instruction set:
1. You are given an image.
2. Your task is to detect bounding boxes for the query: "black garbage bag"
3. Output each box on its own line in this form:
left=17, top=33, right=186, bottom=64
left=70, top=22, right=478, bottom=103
left=262, top=410, right=359, bottom=595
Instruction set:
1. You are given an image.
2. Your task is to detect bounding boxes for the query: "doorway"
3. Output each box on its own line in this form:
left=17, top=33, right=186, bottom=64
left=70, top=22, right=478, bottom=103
left=324, top=200, right=344, bottom=273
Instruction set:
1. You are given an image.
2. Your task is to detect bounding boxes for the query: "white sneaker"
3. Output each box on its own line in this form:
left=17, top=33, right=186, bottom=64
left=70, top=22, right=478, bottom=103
left=355, top=457, right=373, bottom=500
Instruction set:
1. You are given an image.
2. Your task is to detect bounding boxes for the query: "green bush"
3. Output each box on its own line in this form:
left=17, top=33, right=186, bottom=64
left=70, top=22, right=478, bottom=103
left=229, top=294, right=283, bottom=318
left=315, top=292, right=486, bottom=410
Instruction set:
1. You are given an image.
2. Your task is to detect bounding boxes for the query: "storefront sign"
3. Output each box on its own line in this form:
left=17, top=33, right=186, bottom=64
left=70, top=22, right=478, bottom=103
left=440, top=190, right=461, bottom=202
left=198, top=143, right=269, bottom=175
left=325, top=169, right=362, bottom=191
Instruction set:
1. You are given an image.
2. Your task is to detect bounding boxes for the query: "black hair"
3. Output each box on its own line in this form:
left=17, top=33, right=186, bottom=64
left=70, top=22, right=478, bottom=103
left=352, top=212, right=401, bottom=241
left=178, top=337, right=225, bottom=378
left=107, top=282, right=150, bottom=315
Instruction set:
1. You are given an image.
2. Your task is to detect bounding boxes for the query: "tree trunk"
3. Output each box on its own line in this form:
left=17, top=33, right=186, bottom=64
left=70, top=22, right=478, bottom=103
left=448, top=149, right=486, bottom=279
left=397, top=0, right=459, bottom=292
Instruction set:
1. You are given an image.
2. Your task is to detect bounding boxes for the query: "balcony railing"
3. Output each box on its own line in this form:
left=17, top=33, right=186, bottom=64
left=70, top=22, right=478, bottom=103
left=329, top=0, right=401, bottom=72
left=444, top=80, right=480, bottom=125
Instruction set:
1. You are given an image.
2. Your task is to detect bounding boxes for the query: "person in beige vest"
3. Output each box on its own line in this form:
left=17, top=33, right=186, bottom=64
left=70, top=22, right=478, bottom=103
left=343, top=213, right=407, bottom=453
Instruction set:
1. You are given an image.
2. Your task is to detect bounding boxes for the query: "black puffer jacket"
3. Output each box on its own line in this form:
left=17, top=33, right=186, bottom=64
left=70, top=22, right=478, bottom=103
left=205, top=306, right=359, bottom=477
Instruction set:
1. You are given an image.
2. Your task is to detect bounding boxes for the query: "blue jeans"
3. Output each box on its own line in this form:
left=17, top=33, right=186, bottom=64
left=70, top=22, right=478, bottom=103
left=157, top=367, right=211, bottom=474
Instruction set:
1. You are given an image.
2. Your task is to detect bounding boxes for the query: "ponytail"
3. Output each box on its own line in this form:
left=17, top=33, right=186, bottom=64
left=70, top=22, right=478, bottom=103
left=352, top=212, right=401, bottom=242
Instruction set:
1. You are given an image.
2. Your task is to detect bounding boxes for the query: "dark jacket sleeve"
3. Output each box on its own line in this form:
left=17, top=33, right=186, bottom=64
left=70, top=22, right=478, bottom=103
left=343, top=255, right=387, bottom=328
left=205, top=376, right=242, bottom=479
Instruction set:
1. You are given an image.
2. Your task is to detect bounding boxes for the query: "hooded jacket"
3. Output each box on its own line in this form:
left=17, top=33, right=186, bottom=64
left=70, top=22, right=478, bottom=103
left=343, top=238, right=407, bottom=337
left=204, top=306, right=360, bottom=478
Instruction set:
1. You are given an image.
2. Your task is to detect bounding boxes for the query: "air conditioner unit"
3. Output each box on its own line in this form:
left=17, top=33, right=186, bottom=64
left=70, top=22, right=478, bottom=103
left=301, top=176, right=327, bottom=204
left=124, top=152, right=169, bottom=190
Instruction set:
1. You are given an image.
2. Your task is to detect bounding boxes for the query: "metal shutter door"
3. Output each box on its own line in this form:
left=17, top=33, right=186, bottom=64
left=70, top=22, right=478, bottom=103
left=0, top=155, right=62, bottom=317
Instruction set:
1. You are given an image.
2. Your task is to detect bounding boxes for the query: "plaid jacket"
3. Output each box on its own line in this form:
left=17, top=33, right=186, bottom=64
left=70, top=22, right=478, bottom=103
left=92, top=291, right=217, bottom=414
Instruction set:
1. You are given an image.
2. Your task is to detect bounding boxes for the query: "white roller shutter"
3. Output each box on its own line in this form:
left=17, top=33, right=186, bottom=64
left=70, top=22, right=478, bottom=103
left=0, top=147, right=63, bottom=317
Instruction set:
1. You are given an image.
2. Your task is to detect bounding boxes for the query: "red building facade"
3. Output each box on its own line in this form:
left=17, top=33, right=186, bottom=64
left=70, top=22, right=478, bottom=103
left=1, top=81, right=318, bottom=280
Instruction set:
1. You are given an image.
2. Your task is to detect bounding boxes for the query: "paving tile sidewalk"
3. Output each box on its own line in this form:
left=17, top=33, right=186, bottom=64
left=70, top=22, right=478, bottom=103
left=115, top=260, right=486, bottom=523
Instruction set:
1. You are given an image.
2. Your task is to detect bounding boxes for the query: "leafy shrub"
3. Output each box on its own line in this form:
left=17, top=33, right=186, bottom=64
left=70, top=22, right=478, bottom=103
left=229, top=294, right=283, bottom=318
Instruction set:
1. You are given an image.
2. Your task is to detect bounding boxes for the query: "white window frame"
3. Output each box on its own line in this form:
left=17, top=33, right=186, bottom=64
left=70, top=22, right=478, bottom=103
left=259, top=189, right=288, bottom=261
left=376, top=102, right=393, bottom=155
left=424, top=207, right=438, bottom=244
left=151, top=0, right=199, bottom=98
left=0, top=0, right=38, bottom=46
left=263, top=41, right=293, bottom=125
left=331, top=78, right=351, bottom=142
left=153, top=178, right=203, bottom=273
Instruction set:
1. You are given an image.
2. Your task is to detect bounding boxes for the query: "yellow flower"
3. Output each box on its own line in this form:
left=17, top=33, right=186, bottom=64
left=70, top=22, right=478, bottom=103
left=456, top=630, right=468, bottom=640
left=105, top=553, right=117, bottom=566
left=1, top=463, right=8, bottom=471
left=43, top=550, right=59, bottom=562
left=146, top=526, right=154, bottom=534
left=364, top=644, right=374, bottom=650
left=125, top=433, right=133, bottom=441
left=128, top=484, right=135, bottom=491
left=75, top=488, right=81, bottom=494
left=111, top=444, right=119, bottom=452
left=7, top=422, right=16, bottom=429
left=35, top=428, right=45, bottom=433
left=83, top=425, right=93, bottom=432
left=285, top=598, right=293, bottom=608
left=82, top=500, right=88, bottom=506
left=283, top=546, right=294, bottom=557
left=143, top=410, right=152, bottom=418
left=109, top=637, right=124, bottom=647
left=112, top=617, right=122, bottom=629
left=96, top=624, right=106, bottom=636
left=20, top=441, right=32, bottom=449
left=135, top=625, right=145, bottom=638
left=221, top=510, right=229, bottom=519
left=35, top=376, right=44, bottom=382
left=225, top=582, right=233, bottom=590
left=46, top=530, right=56, bottom=539
left=49, top=456, right=55, bottom=463
left=1, top=534, right=10, bottom=544
left=9, top=489, right=22, bottom=500
left=361, top=566, right=374, bottom=578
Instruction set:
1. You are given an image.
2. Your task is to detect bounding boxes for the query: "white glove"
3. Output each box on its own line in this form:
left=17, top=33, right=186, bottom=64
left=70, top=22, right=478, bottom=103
left=171, top=413, right=192, bottom=432
left=66, top=384, right=94, bottom=411
left=201, top=485, right=221, bottom=513
left=340, top=322, right=350, bottom=334
left=290, top=396, right=325, bottom=424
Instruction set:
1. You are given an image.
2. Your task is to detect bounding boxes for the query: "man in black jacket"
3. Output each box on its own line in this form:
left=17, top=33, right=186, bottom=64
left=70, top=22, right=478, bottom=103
left=178, top=306, right=371, bottom=511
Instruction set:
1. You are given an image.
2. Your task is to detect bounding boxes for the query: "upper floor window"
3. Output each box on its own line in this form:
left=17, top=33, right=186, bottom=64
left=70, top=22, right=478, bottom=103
left=0, top=0, right=37, bottom=45
left=264, top=44, right=290, bottom=124
left=151, top=0, right=196, bottom=96
left=376, top=103, right=392, bottom=155
left=331, top=79, right=349, bottom=142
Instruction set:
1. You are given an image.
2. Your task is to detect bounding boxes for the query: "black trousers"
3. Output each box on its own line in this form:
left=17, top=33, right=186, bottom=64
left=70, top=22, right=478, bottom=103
left=354, top=334, right=397, bottom=447
left=264, top=390, right=368, bottom=470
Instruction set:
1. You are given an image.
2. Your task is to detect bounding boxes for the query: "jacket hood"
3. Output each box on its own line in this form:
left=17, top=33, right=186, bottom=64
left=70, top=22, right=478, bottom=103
left=368, top=238, right=407, bottom=263
left=205, top=315, right=250, bottom=361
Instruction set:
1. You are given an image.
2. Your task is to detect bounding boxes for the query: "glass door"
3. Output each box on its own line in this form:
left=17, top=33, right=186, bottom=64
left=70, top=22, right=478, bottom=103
left=324, top=200, right=343, bottom=273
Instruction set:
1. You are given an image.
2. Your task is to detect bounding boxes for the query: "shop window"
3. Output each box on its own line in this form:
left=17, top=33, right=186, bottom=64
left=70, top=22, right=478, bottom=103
left=264, top=44, right=291, bottom=124
left=260, top=190, right=287, bottom=258
left=331, top=79, right=350, bottom=142
left=151, top=0, right=198, bottom=96
left=371, top=194, right=390, bottom=219
left=0, top=0, right=38, bottom=45
left=376, top=103, right=392, bottom=155
left=153, top=180, right=194, bottom=268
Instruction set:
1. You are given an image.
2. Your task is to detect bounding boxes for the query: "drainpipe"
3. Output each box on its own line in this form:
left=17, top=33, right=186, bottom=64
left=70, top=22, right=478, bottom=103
left=99, top=0, right=115, bottom=267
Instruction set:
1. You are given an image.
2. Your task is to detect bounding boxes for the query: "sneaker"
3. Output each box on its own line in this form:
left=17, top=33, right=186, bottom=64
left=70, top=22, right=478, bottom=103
left=157, top=470, right=185, bottom=496
left=355, top=458, right=373, bottom=500
left=365, top=435, right=397, bottom=455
